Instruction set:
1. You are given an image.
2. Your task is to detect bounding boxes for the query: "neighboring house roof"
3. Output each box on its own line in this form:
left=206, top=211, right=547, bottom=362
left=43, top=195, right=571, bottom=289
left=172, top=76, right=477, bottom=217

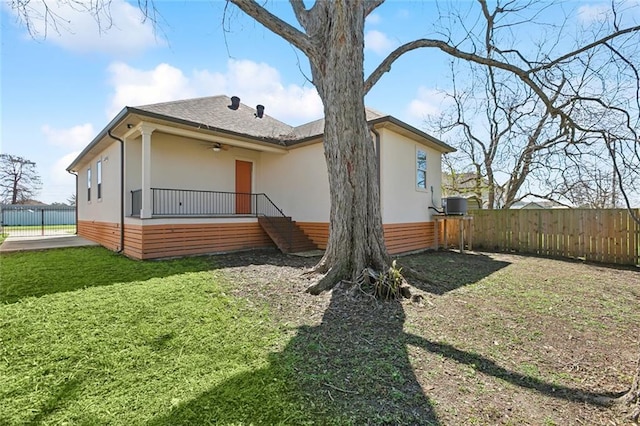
left=67, top=95, right=455, bottom=172
left=1, top=200, right=48, bottom=207
left=441, top=172, right=490, bottom=207
left=442, top=172, right=490, bottom=193
left=511, top=200, right=567, bottom=209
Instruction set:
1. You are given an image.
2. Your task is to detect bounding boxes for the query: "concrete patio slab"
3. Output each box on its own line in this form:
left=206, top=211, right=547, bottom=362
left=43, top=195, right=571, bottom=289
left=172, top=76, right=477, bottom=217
left=0, top=235, right=99, bottom=253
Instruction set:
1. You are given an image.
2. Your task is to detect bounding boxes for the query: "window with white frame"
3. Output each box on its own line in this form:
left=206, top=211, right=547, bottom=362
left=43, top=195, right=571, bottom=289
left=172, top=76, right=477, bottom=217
left=87, top=168, right=92, bottom=202
left=97, top=160, right=102, bottom=199
left=416, top=148, right=427, bottom=189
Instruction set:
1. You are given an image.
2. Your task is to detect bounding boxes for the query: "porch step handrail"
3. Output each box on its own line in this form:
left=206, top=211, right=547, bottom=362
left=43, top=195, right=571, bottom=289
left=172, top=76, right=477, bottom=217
left=254, top=193, right=292, bottom=251
left=255, top=193, right=287, bottom=218
left=130, top=188, right=290, bottom=219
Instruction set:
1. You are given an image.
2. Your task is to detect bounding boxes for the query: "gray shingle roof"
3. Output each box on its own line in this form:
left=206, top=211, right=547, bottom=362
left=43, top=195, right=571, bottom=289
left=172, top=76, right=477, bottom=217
left=131, top=96, right=399, bottom=146
left=67, top=95, right=454, bottom=172
left=131, top=95, right=295, bottom=141
left=134, top=96, right=454, bottom=152
left=291, top=108, right=387, bottom=141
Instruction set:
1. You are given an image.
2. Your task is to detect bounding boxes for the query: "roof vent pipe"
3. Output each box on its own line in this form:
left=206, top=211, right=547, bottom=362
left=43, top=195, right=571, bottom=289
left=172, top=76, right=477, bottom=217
left=228, top=96, right=240, bottom=110
left=255, top=104, right=264, bottom=118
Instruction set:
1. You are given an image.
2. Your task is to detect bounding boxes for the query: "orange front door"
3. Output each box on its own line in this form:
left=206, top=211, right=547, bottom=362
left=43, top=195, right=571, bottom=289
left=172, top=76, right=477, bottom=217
left=235, top=160, right=252, bottom=214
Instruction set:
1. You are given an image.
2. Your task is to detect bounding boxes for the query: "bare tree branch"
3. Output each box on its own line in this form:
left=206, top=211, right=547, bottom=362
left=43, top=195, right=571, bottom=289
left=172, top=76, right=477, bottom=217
left=364, top=37, right=559, bottom=114
left=0, top=154, right=43, bottom=204
left=227, top=0, right=315, bottom=58
left=528, top=24, right=640, bottom=74
left=289, top=0, right=309, bottom=29
left=365, top=0, right=385, bottom=17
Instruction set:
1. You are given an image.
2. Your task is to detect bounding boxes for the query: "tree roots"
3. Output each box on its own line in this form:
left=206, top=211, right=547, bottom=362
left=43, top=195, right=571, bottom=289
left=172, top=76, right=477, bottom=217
left=619, top=386, right=640, bottom=423
left=305, top=260, right=414, bottom=301
left=356, top=260, right=406, bottom=301
left=618, top=355, right=640, bottom=422
left=305, top=265, right=344, bottom=295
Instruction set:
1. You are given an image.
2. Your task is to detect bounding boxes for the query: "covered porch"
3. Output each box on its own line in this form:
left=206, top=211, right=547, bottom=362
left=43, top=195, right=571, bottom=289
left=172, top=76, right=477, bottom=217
left=123, top=120, right=289, bottom=219
left=125, top=187, right=317, bottom=257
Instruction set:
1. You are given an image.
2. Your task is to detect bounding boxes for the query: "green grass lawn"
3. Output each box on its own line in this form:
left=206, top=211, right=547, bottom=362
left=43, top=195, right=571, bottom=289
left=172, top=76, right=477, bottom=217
left=2, top=247, right=638, bottom=425
left=0, top=247, right=310, bottom=425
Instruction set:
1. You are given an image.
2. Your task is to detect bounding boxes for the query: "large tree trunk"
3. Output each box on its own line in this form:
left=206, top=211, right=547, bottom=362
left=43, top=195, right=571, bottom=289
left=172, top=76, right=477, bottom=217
left=621, top=354, right=640, bottom=421
left=12, top=178, right=18, bottom=204
left=226, top=1, right=391, bottom=295
left=304, top=1, right=389, bottom=294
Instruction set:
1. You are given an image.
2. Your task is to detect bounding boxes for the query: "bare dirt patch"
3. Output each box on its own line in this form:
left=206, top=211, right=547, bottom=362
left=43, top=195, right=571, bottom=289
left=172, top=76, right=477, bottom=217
left=210, top=249, right=640, bottom=425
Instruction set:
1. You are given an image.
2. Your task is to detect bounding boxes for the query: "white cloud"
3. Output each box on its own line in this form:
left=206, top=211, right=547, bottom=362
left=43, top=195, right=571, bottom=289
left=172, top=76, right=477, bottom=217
left=42, top=123, right=95, bottom=150
left=366, top=13, right=382, bottom=25
left=13, top=0, right=161, bottom=55
left=577, top=4, right=612, bottom=23
left=577, top=1, right=640, bottom=24
left=49, top=151, right=80, bottom=190
left=106, top=59, right=323, bottom=125
left=218, top=59, right=323, bottom=124
left=40, top=124, right=93, bottom=203
left=407, top=87, right=449, bottom=122
left=364, top=30, right=396, bottom=56
left=396, top=9, right=410, bottom=19
left=106, top=62, right=196, bottom=117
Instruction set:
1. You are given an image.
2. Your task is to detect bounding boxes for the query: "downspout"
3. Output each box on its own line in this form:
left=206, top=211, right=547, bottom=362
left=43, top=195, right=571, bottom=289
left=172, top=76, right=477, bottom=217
left=66, top=170, right=78, bottom=234
left=107, top=130, right=125, bottom=254
left=371, top=127, right=381, bottom=198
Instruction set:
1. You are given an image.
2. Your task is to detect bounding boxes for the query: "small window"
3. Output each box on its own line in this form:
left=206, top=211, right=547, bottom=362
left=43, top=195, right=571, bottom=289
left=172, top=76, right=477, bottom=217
left=87, top=168, right=92, bottom=202
left=97, top=160, right=102, bottom=199
left=416, top=149, right=427, bottom=189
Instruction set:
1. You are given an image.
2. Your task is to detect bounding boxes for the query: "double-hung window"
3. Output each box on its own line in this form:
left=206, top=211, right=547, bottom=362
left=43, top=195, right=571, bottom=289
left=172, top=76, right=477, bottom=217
left=416, top=148, right=427, bottom=190
left=97, top=160, right=102, bottom=200
left=87, top=168, right=92, bottom=202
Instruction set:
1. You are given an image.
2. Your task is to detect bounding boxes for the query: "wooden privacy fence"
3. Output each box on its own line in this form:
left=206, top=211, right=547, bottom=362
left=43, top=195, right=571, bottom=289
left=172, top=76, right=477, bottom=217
left=444, top=208, right=640, bottom=266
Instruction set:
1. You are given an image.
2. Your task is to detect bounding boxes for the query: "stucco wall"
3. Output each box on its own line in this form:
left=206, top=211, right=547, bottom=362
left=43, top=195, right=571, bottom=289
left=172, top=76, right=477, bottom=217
left=259, top=142, right=330, bottom=222
left=123, top=216, right=258, bottom=226
left=379, top=128, right=443, bottom=223
left=260, top=129, right=444, bottom=224
left=124, top=132, right=265, bottom=216
left=147, top=133, right=261, bottom=192
left=77, top=141, right=121, bottom=223
left=116, top=128, right=443, bottom=225
left=124, top=136, right=141, bottom=216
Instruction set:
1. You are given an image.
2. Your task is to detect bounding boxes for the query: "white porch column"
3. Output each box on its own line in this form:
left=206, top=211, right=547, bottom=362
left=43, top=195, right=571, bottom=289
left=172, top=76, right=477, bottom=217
left=140, top=125, right=155, bottom=219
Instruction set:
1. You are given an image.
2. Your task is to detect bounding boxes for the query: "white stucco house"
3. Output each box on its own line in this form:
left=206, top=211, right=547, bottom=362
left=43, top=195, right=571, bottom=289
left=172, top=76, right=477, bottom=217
left=67, top=95, right=455, bottom=259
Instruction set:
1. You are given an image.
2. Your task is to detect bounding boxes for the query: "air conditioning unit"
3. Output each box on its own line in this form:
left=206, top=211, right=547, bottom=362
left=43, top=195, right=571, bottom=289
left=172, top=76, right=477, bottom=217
left=442, top=196, right=468, bottom=216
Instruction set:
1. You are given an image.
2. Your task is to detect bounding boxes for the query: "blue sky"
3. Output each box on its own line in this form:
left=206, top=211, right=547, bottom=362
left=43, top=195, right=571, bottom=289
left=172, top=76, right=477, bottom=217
left=0, top=0, right=629, bottom=204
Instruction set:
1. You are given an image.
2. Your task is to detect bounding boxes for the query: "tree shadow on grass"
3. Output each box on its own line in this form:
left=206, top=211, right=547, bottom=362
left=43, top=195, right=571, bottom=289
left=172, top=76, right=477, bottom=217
left=0, top=246, right=214, bottom=304
left=403, top=333, right=624, bottom=404
left=0, top=378, right=83, bottom=426
left=148, top=287, right=441, bottom=425
left=1, top=247, right=508, bottom=304
left=400, top=250, right=511, bottom=295
left=144, top=249, right=619, bottom=424
left=207, top=248, right=319, bottom=269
